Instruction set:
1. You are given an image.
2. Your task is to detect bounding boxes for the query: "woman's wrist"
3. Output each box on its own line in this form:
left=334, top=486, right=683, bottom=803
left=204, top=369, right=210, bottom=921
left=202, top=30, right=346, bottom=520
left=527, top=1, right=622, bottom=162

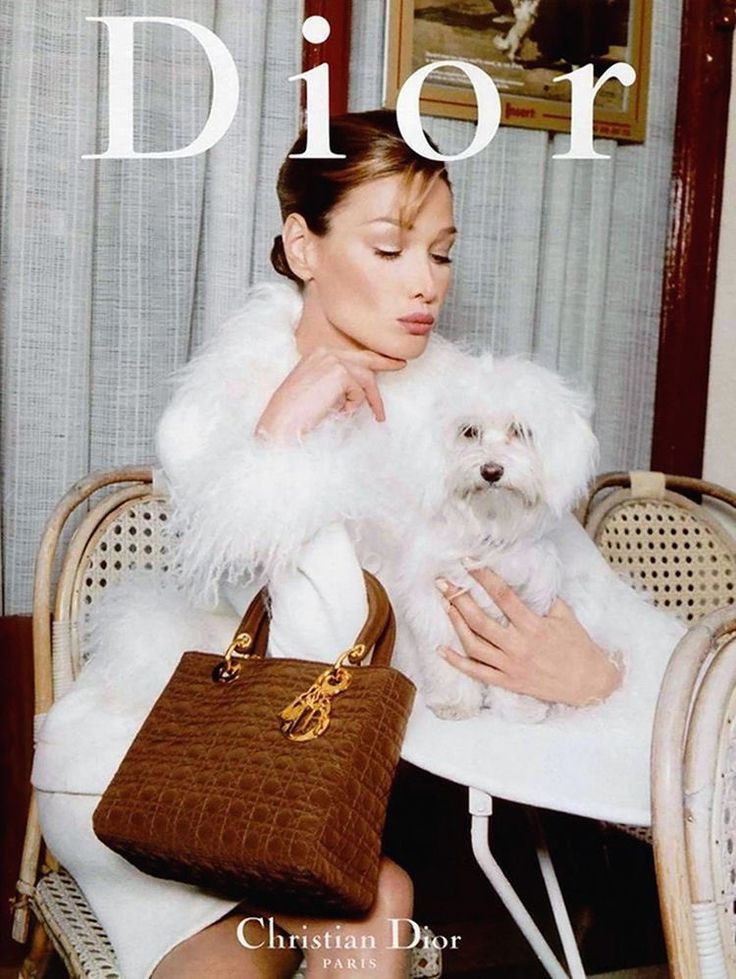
left=578, top=646, right=624, bottom=707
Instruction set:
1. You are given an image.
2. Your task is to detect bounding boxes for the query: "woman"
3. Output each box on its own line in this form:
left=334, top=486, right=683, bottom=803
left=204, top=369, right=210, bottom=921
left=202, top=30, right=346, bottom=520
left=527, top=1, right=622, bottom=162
left=33, top=110, right=651, bottom=979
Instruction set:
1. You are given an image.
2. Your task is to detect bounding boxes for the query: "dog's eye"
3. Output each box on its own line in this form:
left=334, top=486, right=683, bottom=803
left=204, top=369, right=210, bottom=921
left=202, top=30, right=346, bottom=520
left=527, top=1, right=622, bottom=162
left=508, top=422, right=532, bottom=440
left=460, top=425, right=481, bottom=440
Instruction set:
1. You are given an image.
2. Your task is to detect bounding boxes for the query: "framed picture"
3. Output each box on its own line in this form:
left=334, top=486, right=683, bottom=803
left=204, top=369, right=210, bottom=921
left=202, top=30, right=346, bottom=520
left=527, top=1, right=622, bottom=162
left=384, top=0, right=652, bottom=142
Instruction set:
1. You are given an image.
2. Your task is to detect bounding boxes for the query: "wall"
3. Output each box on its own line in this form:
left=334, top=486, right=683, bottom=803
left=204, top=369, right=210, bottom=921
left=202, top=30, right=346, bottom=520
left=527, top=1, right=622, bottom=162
left=703, top=35, right=736, bottom=492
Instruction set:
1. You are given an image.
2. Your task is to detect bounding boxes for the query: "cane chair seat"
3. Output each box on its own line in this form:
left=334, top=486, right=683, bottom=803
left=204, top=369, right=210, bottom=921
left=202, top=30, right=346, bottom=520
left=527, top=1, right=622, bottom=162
left=31, top=868, right=120, bottom=979
left=13, top=468, right=443, bottom=979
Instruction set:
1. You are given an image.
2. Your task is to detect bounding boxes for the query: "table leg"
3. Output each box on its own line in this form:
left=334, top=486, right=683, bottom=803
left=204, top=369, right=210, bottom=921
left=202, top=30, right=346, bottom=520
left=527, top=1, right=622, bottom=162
left=468, top=787, right=582, bottom=979
left=527, top=807, right=587, bottom=979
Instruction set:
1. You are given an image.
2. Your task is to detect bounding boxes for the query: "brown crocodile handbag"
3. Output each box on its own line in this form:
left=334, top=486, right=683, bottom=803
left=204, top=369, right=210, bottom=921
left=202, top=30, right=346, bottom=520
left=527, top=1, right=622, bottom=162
left=92, top=571, right=415, bottom=917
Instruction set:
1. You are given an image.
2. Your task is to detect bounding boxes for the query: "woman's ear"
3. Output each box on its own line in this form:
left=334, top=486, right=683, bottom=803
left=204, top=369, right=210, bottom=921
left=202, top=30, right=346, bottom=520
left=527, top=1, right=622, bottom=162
left=282, top=213, right=316, bottom=283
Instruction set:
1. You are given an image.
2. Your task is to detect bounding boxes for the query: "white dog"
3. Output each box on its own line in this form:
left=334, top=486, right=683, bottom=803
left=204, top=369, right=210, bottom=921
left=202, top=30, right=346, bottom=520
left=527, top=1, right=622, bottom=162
left=372, top=354, right=600, bottom=722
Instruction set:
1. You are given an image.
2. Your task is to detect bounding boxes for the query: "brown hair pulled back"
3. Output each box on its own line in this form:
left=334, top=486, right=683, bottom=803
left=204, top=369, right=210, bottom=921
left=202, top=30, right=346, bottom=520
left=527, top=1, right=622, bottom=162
left=271, top=110, right=450, bottom=285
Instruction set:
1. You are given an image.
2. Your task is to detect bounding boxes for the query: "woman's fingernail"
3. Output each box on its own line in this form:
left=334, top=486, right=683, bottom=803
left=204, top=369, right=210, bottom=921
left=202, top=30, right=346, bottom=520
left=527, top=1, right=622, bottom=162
left=435, top=645, right=447, bottom=659
left=435, top=577, right=450, bottom=594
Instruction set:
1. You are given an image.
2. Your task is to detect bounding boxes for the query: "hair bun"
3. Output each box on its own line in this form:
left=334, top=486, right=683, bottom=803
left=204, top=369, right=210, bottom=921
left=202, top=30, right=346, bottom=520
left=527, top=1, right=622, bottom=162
left=270, top=234, right=301, bottom=285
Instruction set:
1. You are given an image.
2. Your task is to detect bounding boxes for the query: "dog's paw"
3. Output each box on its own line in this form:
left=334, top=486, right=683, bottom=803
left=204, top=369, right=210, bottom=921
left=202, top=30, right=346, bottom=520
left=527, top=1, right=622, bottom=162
left=425, top=672, right=484, bottom=721
left=484, top=687, right=550, bottom=723
left=429, top=699, right=483, bottom=721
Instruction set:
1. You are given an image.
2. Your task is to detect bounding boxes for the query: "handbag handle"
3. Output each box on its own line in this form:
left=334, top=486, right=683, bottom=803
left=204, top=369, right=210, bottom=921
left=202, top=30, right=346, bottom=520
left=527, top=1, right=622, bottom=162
left=227, top=570, right=396, bottom=668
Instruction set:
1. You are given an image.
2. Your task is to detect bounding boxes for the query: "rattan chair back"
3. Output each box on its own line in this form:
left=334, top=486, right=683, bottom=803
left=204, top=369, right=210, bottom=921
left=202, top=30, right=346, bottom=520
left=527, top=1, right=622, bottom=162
left=54, top=489, right=171, bottom=692
left=580, top=471, right=736, bottom=624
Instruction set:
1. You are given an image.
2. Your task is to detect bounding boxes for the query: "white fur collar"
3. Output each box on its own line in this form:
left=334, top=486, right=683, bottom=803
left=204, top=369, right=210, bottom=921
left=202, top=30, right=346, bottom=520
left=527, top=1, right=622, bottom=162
left=207, top=279, right=474, bottom=412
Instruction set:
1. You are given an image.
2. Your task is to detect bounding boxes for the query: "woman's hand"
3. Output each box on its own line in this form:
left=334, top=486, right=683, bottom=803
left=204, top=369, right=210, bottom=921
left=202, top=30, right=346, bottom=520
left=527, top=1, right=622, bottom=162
left=255, top=346, right=407, bottom=442
left=436, top=568, right=623, bottom=707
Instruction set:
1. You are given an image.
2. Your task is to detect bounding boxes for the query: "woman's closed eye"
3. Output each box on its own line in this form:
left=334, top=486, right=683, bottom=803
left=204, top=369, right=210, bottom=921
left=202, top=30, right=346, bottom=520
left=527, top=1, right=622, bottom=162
left=373, top=247, right=452, bottom=265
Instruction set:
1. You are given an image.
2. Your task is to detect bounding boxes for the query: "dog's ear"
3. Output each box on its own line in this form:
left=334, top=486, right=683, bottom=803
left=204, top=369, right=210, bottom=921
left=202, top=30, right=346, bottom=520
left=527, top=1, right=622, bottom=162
left=532, top=367, right=598, bottom=516
left=541, top=388, right=599, bottom=516
left=487, top=358, right=599, bottom=517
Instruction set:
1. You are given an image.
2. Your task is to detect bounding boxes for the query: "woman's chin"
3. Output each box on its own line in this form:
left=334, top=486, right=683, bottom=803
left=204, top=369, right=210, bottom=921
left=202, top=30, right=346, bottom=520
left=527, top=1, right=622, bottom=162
left=382, top=331, right=430, bottom=361
left=335, top=322, right=430, bottom=362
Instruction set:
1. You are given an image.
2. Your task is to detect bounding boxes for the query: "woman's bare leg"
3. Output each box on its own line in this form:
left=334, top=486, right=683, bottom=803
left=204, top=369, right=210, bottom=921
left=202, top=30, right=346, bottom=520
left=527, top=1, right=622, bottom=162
left=151, top=915, right=301, bottom=979
left=152, top=857, right=413, bottom=979
left=276, top=857, right=414, bottom=979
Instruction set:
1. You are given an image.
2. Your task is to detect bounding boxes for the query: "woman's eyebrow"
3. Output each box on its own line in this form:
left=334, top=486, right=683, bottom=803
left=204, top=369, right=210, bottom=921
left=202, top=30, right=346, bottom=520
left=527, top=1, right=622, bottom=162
left=365, top=217, right=458, bottom=236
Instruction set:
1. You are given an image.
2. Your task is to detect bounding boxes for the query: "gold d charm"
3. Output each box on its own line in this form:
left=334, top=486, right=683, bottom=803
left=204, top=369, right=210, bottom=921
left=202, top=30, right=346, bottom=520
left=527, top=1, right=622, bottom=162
left=279, top=644, right=366, bottom=742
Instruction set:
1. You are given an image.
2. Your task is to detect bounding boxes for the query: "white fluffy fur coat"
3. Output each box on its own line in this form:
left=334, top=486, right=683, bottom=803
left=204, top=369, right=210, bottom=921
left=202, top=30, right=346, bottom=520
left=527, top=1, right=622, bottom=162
left=34, top=281, right=686, bottom=823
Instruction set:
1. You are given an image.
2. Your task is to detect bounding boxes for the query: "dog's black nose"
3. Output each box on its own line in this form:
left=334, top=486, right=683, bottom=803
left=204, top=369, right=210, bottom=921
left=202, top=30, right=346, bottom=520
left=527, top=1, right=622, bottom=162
left=480, top=463, right=504, bottom=484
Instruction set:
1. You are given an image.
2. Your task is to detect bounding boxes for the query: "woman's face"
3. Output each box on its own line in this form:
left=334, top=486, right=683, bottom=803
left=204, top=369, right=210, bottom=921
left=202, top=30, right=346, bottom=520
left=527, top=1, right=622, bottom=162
left=291, top=173, right=456, bottom=361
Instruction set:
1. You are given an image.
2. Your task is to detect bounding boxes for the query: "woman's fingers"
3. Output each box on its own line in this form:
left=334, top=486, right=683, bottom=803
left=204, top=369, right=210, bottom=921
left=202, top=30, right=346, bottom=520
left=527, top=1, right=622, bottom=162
left=466, top=566, right=539, bottom=632
left=325, top=351, right=397, bottom=423
left=437, top=579, right=515, bottom=651
left=439, top=645, right=517, bottom=689
left=255, top=344, right=405, bottom=441
left=442, top=601, right=510, bottom=669
left=437, top=570, right=624, bottom=707
left=547, top=596, right=574, bottom=620
left=346, top=365, right=386, bottom=422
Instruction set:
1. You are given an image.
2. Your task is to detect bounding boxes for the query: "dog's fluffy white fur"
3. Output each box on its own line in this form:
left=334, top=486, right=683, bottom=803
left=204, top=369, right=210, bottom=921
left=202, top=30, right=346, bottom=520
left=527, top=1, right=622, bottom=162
left=365, top=353, right=603, bottom=721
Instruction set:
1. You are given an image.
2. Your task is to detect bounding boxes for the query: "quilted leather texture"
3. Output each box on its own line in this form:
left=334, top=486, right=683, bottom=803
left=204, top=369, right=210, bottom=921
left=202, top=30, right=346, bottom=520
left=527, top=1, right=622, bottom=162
left=93, top=652, right=415, bottom=917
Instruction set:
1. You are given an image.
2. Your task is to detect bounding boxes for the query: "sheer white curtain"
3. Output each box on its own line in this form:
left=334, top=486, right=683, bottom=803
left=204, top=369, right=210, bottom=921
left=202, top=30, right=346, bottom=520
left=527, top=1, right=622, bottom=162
left=0, top=1, right=302, bottom=612
left=350, top=0, right=682, bottom=474
left=1, top=1, right=681, bottom=613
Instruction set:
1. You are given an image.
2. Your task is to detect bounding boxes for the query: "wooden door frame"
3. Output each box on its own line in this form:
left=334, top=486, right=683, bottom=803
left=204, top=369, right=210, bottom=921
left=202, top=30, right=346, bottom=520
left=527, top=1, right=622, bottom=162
left=302, top=0, right=352, bottom=116
left=302, top=1, right=736, bottom=478
left=651, top=1, right=736, bottom=476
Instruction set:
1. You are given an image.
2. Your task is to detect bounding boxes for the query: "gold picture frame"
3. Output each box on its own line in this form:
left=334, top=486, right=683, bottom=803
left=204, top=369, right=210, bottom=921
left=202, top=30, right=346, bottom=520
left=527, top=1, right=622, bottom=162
left=384, top=0, right=652, bottom=143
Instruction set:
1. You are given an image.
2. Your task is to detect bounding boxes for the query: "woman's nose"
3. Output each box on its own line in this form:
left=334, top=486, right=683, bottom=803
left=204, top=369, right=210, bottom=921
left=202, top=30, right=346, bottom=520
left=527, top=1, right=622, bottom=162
left=410, top=258, right=438, bottom=303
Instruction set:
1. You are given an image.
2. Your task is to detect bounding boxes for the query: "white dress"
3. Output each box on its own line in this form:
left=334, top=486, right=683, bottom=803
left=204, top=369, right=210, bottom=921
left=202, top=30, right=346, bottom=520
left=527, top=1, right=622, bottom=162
left=31, top=281, right=686, bottom=978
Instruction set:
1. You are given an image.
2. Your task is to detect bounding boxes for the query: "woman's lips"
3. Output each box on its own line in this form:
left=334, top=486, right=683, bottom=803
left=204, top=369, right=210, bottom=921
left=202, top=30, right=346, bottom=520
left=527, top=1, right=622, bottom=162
left=398, top=313, right=435, bottom=335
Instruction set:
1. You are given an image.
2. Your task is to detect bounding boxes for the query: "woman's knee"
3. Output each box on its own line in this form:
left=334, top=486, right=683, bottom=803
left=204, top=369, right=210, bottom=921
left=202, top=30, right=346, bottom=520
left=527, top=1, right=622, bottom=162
left=375, top=857, right=413, bottom=917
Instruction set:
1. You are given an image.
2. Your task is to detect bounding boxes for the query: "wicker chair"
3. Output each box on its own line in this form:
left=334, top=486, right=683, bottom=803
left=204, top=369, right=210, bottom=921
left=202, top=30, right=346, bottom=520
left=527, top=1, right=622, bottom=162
left=680, top=606, right=736, bottom=979
left=579, top=470, right=736, bottom=979
left=12, top=468, right=442, bottom=979
left=648, top=603, right=736, bottom=979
